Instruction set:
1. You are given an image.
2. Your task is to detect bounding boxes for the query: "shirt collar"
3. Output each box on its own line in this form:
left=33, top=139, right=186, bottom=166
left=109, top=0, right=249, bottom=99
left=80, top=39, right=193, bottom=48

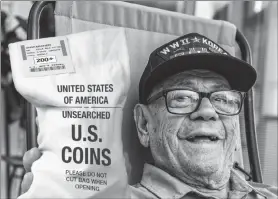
left=140, top=164, right=193, bottom=199
left=140, top=163, right=267, bottom=199
left=230, top=169, right=268, bottom=199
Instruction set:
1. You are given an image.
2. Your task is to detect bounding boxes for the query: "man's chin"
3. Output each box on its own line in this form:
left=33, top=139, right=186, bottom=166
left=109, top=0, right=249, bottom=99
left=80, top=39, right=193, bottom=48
left=176, top=140, right=232, bottom=189
left=179, top=151, right=225, bottom=176
left=185, top=161, right=221, bottom=175
left=178, top=160, right=229, bottom=189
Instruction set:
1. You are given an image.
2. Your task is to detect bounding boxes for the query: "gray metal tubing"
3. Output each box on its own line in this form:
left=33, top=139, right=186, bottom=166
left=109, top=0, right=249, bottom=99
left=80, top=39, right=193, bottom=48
left=236, top=30, right=263, bottom=183
left=26, top=1, right=55, bottom=149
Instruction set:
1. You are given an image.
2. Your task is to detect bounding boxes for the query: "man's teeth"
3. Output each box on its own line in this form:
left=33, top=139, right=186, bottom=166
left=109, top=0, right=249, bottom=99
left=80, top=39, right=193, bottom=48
left=186, top=136, right=219, bottom=142
left=209, top=136, right=219, bottom=141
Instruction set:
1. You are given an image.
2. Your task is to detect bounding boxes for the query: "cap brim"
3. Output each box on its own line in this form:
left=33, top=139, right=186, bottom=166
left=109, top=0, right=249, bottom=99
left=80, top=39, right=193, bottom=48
left=146, top=53, right=256, bottom=96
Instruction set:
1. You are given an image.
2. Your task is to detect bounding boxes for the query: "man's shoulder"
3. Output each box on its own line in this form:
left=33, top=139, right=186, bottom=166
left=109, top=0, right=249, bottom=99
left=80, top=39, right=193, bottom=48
left=249, top=181, right=278, bottom=198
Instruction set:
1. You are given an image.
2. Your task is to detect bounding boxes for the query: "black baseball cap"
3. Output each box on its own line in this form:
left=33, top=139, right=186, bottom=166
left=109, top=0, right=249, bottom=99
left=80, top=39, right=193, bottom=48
left=139, top=33, right=257, bottom=104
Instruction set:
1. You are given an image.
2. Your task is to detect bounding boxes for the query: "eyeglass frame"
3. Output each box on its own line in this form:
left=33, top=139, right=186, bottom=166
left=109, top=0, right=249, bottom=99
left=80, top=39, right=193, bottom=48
left=146, top=88, right=246, bottom=116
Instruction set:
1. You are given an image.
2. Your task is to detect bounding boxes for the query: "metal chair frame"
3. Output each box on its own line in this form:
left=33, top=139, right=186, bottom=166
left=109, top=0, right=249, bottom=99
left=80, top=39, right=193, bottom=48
left=1, top=85, right=24, bottom=198
left=26, top=1, right=263, bottom=183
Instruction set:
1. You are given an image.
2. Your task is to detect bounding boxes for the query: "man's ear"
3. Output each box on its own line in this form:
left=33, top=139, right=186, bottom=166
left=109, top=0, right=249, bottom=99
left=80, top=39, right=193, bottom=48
left=133, top=104, right=153, bottom=148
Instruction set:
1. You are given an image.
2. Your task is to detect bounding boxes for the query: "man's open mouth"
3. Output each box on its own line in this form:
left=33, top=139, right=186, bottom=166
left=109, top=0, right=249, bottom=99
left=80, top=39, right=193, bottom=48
left=185, top=135, right=219, bottom=142
left=178, top=131, right=223, bottom=143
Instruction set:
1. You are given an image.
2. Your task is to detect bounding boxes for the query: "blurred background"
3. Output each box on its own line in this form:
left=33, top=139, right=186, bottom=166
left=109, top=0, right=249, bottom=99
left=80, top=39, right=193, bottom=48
left=1, top=1, right=277, bottom=198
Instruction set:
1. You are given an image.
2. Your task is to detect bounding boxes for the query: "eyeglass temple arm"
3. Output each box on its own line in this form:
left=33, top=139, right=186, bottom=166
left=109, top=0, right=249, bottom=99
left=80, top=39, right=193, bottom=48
left=236, top=29, right=263, bottom=183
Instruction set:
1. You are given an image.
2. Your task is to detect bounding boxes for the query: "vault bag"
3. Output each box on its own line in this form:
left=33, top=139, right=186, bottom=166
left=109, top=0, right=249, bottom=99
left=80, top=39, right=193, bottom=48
left=9, top=28, right=130, bottom=198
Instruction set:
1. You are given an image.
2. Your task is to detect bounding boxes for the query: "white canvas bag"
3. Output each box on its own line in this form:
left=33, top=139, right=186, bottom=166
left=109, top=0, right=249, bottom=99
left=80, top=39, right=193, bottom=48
left=9, top=28, right=130, bottom=198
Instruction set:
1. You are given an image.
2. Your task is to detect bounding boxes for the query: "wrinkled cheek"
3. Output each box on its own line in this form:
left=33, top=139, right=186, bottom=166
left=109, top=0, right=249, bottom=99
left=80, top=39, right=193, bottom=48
left=155, top=116, right=184, bottom=162
left=157, top=113, right=184, bottom=138
left=159, top=121, right=179, bottom=150
left=221, top=116, right=240, bottom=157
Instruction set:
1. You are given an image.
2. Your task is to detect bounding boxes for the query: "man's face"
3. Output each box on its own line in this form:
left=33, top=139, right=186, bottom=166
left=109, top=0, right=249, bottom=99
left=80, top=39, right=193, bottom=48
left=134, top=69, right=240, bottom=189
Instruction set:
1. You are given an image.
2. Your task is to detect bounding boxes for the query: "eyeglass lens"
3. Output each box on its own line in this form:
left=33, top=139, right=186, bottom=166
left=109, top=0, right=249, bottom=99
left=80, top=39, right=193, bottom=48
left=166, top=90, right=242, bottom=115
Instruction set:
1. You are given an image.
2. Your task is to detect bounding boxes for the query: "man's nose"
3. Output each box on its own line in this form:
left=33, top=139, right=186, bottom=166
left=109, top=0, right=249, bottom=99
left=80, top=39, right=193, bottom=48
left=190, top=98, right=219, bottom=121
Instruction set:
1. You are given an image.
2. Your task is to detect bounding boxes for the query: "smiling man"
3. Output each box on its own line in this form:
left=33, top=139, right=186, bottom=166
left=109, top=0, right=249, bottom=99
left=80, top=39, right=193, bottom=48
left=21, top=33, right=277, bottom=198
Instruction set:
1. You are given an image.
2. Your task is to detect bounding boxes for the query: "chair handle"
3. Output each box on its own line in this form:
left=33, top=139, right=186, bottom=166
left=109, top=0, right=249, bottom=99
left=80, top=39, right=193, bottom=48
left=27, top=1, right=55, bottom=40
left=236, top=29, right=263, bottom=183
left=26, top=1, right=55, bottom=150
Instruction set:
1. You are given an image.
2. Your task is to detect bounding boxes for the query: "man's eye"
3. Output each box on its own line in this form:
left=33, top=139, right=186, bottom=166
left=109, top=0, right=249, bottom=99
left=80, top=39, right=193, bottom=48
left=214, top=98, right=227, bottom=103
left=175, top=96, right=190, bottom=102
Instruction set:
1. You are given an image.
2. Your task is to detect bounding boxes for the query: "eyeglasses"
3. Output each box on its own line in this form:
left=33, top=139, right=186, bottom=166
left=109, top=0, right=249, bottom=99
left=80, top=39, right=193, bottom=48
left=147, top=89, right=246, bottom=116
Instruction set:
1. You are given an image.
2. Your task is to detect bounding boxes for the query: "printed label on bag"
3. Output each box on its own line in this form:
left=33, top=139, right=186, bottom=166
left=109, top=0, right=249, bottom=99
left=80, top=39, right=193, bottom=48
left=57, top=83, right=116, bottom=192
left=18, top=37, right=75, bottom=77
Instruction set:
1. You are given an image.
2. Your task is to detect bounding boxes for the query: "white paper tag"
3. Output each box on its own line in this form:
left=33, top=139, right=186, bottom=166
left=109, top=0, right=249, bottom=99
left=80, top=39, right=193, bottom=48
left=18, top=36, right=75, bottom=77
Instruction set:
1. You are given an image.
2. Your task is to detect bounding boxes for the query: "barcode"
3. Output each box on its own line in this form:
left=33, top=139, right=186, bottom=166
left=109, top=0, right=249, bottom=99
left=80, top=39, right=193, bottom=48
left=30, top=65, right=65, bottom=72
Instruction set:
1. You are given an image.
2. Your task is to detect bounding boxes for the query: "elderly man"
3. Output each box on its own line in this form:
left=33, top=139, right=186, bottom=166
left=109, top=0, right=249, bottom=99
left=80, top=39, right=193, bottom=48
left=21, top=33, right=277, bottom=198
